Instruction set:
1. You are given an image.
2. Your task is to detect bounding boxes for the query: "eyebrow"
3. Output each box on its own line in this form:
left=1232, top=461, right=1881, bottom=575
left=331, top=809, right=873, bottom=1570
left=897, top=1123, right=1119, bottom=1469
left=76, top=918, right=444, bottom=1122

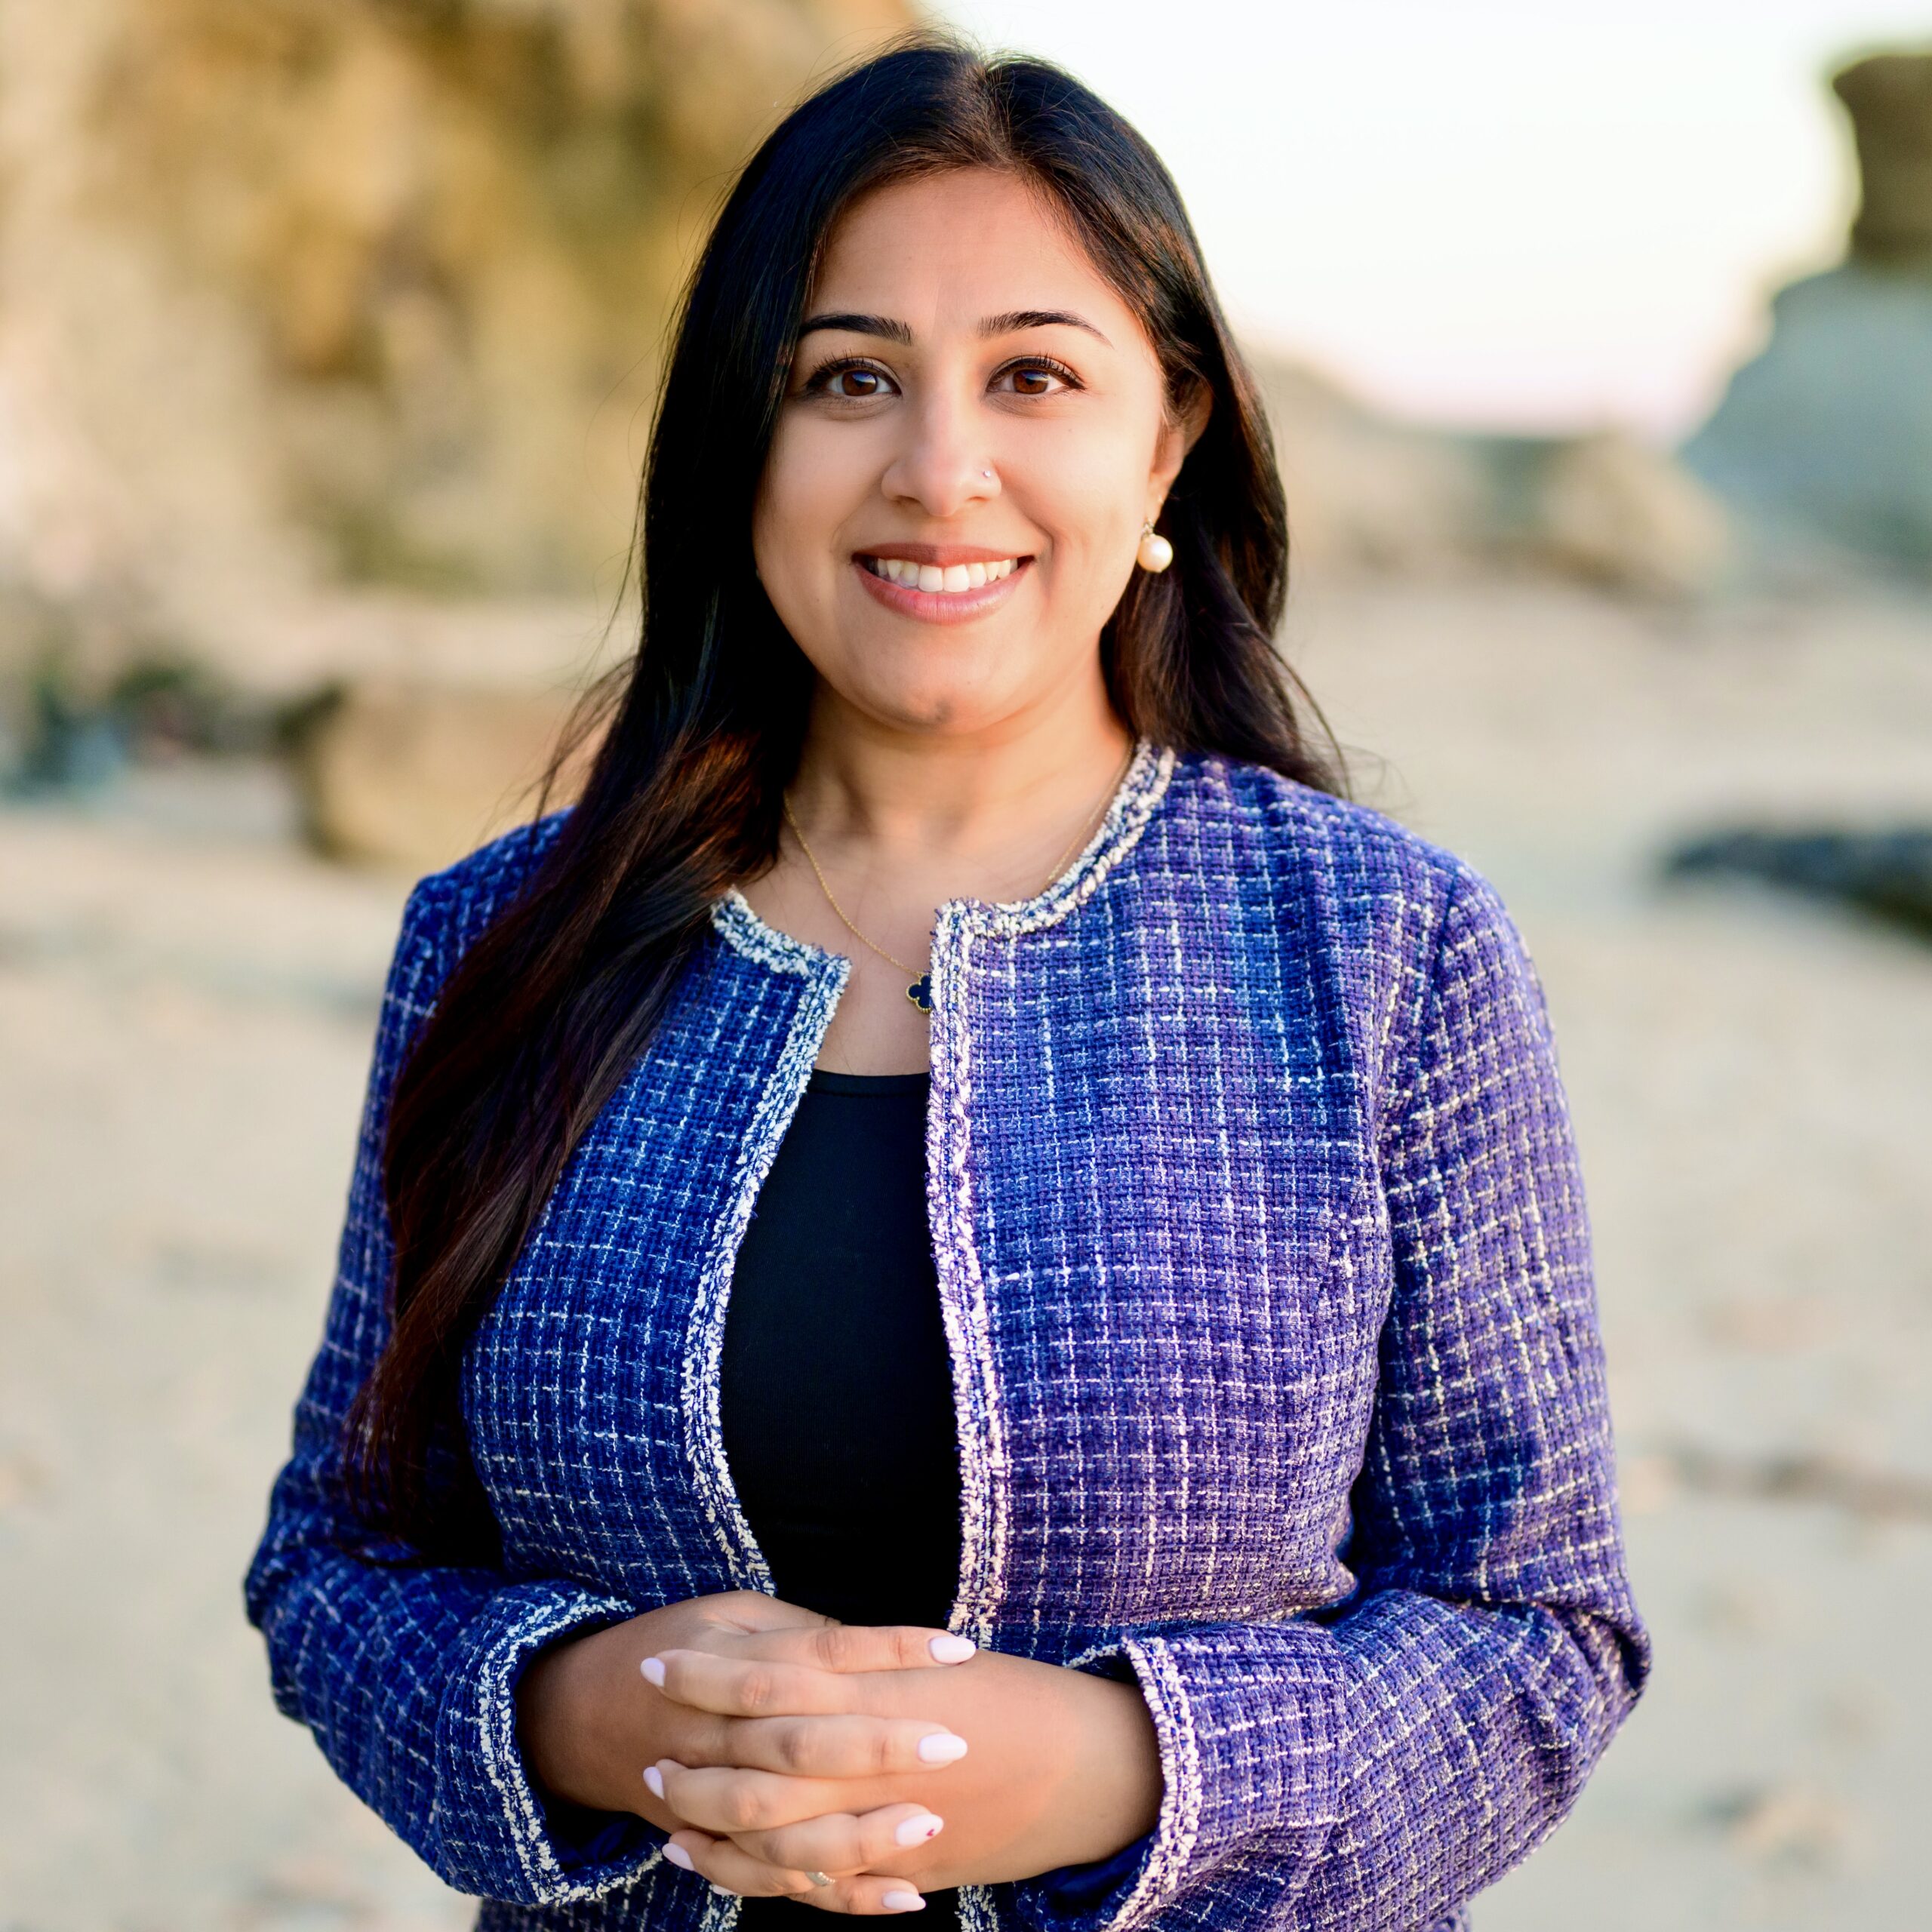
left=795, top=309, right=1112, bottom=346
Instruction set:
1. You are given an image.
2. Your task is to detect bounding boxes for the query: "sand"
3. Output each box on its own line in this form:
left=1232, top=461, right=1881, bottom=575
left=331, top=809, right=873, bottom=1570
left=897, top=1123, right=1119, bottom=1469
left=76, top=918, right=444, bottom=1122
left=2, top=576, right=1927, bottom=1930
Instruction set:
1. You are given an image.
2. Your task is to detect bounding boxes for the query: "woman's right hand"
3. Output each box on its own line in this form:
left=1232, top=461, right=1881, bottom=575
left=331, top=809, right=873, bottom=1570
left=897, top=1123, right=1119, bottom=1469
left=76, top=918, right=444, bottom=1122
left=516, top=1589, right=975, bottom=1869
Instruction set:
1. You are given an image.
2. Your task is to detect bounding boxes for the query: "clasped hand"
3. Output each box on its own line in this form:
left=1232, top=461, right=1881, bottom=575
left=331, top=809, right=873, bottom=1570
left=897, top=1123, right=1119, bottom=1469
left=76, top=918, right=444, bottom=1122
left=515, top=1589, right=1161, bottom=1917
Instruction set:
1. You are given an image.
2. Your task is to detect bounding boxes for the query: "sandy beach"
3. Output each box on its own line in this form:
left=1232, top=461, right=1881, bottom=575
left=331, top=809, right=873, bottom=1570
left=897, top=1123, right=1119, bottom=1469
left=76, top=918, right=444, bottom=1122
left=2, top=576, right=1927, bottom=1930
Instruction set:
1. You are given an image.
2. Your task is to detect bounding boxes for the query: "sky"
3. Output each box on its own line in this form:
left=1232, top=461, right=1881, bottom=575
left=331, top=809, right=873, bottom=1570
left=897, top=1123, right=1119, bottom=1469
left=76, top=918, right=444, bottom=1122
left=928, top=1, right=1932, bottom=442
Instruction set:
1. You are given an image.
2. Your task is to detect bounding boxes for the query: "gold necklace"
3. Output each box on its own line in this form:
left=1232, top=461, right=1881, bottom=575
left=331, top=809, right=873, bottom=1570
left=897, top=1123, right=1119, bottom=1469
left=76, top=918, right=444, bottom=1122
left=780, top=740, right=1136, bottom=1014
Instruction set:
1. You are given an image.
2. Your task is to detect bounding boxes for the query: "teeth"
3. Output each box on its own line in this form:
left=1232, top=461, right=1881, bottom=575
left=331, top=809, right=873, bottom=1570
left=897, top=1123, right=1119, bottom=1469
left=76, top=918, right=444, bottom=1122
left=866, top=555, right=1019, bottom=591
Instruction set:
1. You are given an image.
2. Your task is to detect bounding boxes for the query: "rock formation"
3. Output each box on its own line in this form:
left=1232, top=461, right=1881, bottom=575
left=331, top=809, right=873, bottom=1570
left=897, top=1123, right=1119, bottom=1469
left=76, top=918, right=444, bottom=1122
left=1680, top=48, right=1932, bottom=583
left=1251, top=355, right=1732, bottom=601
left=0, top=0, right=915, bottom=690
left=1840, top=49, right=1932, bottom=266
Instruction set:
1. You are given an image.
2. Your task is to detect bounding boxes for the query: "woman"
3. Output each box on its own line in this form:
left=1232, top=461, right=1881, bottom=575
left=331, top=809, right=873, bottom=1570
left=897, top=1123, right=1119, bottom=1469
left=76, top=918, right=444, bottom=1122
left=245, top=31, right=1649, bottom=1932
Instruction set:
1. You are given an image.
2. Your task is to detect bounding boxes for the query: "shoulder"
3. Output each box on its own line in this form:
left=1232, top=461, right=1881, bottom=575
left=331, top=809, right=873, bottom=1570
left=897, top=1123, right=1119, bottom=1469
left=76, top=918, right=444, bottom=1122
left=394, top=805, right=578, bottom=974
left=1164, top=746, right=1487, bottom=920
left=1161, top=748, right=1542, bottom=1051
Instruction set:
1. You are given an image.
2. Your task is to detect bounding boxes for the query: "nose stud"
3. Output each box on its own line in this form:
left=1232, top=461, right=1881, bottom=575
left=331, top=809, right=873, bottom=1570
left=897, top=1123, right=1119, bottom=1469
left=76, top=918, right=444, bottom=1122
left=981, top=469, right=993, bottom=478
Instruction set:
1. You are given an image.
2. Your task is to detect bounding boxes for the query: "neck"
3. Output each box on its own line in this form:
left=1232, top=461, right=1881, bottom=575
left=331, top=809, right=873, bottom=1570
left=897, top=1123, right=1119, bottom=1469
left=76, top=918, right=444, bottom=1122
left=786, top=675, right=1137, bottom=891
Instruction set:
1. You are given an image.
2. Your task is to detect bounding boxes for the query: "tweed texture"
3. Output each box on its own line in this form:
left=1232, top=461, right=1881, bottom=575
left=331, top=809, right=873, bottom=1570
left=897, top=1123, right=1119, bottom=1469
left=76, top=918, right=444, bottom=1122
left=245, top=739, right=1648, bottom=1932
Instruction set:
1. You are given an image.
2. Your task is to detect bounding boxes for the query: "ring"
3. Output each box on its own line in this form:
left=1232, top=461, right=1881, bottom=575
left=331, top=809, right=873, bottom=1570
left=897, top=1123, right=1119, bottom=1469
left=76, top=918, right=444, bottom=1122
left=804, top=1870, right=832, bottom=1887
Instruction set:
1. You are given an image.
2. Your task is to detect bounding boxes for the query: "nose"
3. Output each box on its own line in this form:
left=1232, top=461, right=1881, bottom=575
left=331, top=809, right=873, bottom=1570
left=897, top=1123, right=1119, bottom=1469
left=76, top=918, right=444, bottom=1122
left=878, top=382, right=998, bottom=518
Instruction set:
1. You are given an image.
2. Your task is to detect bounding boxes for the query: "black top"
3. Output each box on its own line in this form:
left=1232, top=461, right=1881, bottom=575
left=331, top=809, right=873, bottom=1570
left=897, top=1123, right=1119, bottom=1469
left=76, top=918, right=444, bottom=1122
left=719, top=1066, right=962, bottom=1927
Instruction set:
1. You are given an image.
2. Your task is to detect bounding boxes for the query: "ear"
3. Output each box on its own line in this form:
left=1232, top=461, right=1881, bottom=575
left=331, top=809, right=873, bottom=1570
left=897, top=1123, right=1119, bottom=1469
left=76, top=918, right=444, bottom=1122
left=1149, top=375, right=1213, bottom=503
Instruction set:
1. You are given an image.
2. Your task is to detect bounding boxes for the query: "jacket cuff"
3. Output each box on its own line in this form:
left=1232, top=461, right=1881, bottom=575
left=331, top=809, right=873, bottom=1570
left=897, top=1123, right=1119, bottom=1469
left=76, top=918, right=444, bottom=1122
left=1029, top=1829, right=1158, bottom=1915
left=1009, top=1623, right=1346, bottom=1932
left=432, top=1581, right=667, bottom=1903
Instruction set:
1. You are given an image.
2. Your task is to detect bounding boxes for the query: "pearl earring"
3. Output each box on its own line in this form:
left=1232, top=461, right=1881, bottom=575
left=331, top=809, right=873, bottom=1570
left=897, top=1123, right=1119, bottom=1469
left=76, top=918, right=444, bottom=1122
left=1137, top=519, right=1174, bottom=573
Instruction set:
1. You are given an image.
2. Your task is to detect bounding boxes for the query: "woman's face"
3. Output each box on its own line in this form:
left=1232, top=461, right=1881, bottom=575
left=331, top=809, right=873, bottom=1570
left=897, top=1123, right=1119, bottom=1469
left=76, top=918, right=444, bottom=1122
left=752, top=166, right=1201, bottom=738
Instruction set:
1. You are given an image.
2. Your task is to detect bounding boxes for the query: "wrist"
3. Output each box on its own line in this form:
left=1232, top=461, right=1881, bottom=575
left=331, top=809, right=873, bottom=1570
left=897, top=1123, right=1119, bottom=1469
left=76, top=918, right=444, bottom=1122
left=516, top=1619, right=670, bottom=1823
left=515, top=1632, right=596, bottom=1807
left=1011, top=1664, right=1163, bottom=1875
left=1073, top=1674, right=1164, bottom=1855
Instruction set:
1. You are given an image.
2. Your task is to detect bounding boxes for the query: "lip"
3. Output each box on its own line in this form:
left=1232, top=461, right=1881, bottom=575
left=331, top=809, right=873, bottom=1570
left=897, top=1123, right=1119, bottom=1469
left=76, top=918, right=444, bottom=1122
left=854, top=554, right=1031, bottom=624
left=852, top=541, right=1030, bottom=567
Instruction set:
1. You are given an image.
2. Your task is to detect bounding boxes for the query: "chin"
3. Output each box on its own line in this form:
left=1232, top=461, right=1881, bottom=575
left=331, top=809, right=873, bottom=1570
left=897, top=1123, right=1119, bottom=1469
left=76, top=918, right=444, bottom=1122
left=864, top=693, right=981, bottom=734
left=836, top=664, right=1019, bottom=737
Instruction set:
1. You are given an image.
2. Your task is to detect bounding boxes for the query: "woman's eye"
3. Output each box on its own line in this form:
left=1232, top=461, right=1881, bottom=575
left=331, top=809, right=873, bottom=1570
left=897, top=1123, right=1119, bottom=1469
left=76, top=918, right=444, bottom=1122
left=800, top=359, right=896, bottom=399
left=797, top=355, right=1078, bottom=400
left=998, top=360, right=1078, bottom=396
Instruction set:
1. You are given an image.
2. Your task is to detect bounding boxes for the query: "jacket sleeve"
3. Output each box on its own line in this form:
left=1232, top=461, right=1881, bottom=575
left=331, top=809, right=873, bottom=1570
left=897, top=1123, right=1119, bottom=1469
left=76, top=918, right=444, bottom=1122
left=1007, top=858, right=1651, bottom=1932
left=242, top=872, right=664, bottom=1906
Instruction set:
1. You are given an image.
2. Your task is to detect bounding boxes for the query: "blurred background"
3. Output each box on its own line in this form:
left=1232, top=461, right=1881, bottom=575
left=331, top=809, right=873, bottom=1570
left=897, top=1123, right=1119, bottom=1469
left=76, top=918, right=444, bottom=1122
left=2, top=2, right=1928, bottom=1927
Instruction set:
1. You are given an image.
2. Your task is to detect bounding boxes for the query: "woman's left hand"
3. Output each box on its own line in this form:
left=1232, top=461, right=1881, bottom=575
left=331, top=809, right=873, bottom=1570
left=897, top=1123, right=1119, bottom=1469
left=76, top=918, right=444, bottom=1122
left=643, top=1641, right=1163, bottom=1910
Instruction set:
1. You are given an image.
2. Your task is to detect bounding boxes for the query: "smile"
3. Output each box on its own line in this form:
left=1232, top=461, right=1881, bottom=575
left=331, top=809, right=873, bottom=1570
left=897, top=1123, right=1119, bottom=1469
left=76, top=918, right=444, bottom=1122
left=851, top=551, right=1032, bottom=623
left=860, top=555, right=1022, bottom=592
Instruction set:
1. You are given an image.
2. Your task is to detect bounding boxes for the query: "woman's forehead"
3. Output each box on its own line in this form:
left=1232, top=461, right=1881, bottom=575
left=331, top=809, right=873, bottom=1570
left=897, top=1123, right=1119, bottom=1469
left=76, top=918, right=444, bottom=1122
left=805, top=170, right=1135, bottom=337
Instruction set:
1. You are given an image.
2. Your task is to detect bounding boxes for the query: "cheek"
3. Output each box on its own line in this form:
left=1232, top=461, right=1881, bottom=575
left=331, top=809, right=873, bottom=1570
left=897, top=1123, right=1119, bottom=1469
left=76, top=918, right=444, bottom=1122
left=757, top=417, right=873, bottom=533
left=752, top=431, right=808, bottom=576
left=1022, top=419, right=1154, bottom=558
left=754, top=422, right=857, bottom=580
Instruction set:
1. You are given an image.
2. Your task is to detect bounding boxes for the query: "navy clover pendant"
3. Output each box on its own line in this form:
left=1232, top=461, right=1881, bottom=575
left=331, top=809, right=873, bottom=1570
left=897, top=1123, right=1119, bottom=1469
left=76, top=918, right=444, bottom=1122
left=906, top=974, right=934, bottom=1013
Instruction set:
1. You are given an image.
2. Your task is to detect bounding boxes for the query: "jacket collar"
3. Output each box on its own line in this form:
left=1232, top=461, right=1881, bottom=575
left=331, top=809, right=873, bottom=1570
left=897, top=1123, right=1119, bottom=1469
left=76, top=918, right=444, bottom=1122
left=707, top=733, right=1178, bottom=969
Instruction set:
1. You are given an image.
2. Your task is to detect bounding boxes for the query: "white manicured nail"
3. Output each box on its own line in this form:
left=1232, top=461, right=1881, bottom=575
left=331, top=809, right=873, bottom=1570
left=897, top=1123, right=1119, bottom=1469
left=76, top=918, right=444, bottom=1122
left=640, top=1655, right=666, bottom=1686
left=643, top=1765, right=664, bottom=1798
left=882, top=1890, right=926, bottom=1912
left=894, top=1813, right=944, bottom=1846
left=928, top=1634, right=976, bottom=1663
left=916, top=1731, right=968, bottom=1763
left=663, top=1842, right=695, bottom=1870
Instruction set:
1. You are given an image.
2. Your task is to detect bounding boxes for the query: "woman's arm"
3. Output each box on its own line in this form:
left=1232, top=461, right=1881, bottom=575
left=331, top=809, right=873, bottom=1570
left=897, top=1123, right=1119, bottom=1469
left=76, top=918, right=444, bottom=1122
left=1002, top=857, right=1651, bottom=1932
left=243, top=873, right=663, bottom=1907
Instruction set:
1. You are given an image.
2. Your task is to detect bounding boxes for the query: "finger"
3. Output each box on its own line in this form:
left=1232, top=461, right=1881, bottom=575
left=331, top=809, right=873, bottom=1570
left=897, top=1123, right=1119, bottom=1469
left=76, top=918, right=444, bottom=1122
left=651, top=1691, right=969, bottom=1783
left=663, top=1826, right=807, bottom=1899
left=654, top=1620, right=977, bottom=1680
left=641, top=1647, right=975, bottom=1749
left=666, top=1829, right=928, bottom=1915
left=652, top=1758, right=861, bottom=1836
left=740, top=1709, right=973, bottom=1781
left=797, top=1870, right=932, bottom=1915
left=736, top=1798, right=946, bottom=1877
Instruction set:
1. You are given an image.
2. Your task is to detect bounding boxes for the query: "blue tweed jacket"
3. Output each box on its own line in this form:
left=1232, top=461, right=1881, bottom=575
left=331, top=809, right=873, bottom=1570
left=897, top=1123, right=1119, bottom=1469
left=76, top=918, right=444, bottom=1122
left=245, top=737, right=1649, bottom=1932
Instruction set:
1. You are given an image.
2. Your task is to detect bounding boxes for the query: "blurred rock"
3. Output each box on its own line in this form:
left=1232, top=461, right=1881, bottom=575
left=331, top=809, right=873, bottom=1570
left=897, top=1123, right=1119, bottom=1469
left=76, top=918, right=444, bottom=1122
left=1709, top=1786, right=1864, bottom=1870
left=0, top=646, right=288, bottom=797
left=288, top=676, right=601, bottom=871
left=1680, top=49, right=1932, bottom=584
left=1254, top=357, right=1734, bottom=598
left=1521, top=429, right=1735, bottom=600
left=1661, top=823, right=1932, bottom=943
left=1838, top=49, right=1932, bottom=266
left=1679, top=263, right=1932, bottom=586
left=1251, top=357, right=1494, bottom=575
left=0, top=0, right=914, bottom=676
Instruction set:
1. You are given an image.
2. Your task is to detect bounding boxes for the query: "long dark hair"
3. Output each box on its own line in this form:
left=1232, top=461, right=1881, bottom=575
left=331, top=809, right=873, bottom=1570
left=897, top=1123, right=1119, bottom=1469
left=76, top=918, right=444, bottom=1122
left=349, top=27, right=1350, bottom=1558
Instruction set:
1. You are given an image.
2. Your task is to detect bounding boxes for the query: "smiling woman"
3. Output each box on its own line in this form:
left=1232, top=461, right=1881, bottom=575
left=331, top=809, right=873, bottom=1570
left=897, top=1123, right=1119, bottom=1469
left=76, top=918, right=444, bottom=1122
left=245, top=27, right=1648, bottom=1932
left=751, top=167, right=1198, bottom=743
